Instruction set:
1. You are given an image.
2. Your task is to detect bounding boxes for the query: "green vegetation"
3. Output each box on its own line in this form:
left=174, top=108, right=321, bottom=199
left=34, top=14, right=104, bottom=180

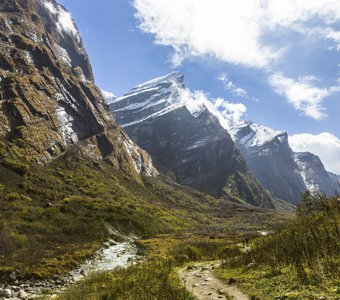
left=0, top=139, right=290, bottom=279
left=59, top=236, right=237, bottom=300
left=59, top=259, right=194, bottom=300
left=216, top=193, right=340, bottom=299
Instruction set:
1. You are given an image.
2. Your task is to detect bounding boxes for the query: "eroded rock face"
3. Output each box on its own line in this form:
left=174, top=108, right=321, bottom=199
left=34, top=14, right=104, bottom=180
left=0, top=0, right=156, bottom=178
left=294, top=152, right=340, bottom=196
left=227, top=121, right=340, bottom=204
left=228, top=122, right=307, bottom=204
left=108, top=73, right=273, bottom=208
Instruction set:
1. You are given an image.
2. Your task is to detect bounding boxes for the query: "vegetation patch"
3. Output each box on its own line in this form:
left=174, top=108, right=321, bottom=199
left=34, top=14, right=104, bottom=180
left=215, top=193, right=340, bottom=299
left=59, top=259, right=195, bottom=300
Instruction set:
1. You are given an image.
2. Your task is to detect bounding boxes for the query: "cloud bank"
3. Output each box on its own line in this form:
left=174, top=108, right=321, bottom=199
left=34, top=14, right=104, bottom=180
left=269, top=73, right=340, bottom=120
left=133, top=0, right=340, bottom=119
left=289, top=132, right=340, bottom=174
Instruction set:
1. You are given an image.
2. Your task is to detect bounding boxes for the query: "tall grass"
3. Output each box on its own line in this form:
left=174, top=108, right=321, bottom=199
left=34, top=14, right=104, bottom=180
left=59, top=258, right=194, bottom=300
left=221, top=194, right=340, bottom=282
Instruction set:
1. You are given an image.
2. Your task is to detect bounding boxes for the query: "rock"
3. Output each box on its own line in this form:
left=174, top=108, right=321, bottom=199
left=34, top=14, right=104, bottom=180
left=192, top=284, right=199, bottom=287
left=49, top=295, right=57, bottom=300
left=108, top=239, right=117, bottom=246
left=9, top=272, right=17, bottom=281
left=0, top=288, right=12, bottom=297
left=204, top=278, right=212, bottom=281
left=218, top=289, right=225, bottom=295
left=80, top=269, right=86, bottom=276
left=102, top=242, right=110, bottom=248
left=27, top=295, right=38, bottom=299
left=11, top=286, right=20, bottom=292
left=247, top=262, right=257, bottom=269
left=18, top=290, right=29, bottom=299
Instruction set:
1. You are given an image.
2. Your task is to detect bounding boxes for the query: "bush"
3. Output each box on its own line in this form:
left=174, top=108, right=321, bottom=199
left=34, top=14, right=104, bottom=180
left=2, top=158, right=29, bottom=175
left=221, top=195, right=340, bottom=282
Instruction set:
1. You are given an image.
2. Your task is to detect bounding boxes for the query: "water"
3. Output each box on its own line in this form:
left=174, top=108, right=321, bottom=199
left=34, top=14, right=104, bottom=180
left=70, top=241, right=138, bottom=281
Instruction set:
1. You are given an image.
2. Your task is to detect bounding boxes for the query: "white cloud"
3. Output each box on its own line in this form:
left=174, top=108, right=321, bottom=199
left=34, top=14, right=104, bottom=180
left=43, top=1, right=80, bottom=41
left=178, top=88, right=247, bottom=130
left=289, top=132, right=340, bottom=174
left=133, top=0, right=340, bottom=68
left=133, top=0, right=280, bottom=68
left=268, top=73, right=340, bottom=120
left=217, top=73, right=258, bottom=101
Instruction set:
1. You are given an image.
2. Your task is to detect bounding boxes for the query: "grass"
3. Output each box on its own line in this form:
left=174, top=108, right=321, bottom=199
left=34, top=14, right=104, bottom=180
left=58, top=235, right=242, bottom=300
left=215, top=266, right=340, bottom=300
left=58, top=258, right=195, bottom=300
left=215, top=193, right=340, bottom=299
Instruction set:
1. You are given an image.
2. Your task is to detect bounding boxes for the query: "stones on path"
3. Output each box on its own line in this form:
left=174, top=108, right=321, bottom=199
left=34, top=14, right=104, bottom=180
left=178, top=262, right=250, bottom=300
left=0, top=288, right=12, bottom=298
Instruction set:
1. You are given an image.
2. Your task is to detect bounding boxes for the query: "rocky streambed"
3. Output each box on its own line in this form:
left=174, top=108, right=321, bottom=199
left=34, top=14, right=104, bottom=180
left=0, top=239, right=141, bottom=300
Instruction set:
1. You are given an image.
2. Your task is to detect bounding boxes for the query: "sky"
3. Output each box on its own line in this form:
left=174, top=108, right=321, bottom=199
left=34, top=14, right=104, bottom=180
left=57, top=0, right=340, bottom=174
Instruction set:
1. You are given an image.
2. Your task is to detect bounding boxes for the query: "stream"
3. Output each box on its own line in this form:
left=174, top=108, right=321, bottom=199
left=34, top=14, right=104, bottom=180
left=0, top=240, right=140, bottom=299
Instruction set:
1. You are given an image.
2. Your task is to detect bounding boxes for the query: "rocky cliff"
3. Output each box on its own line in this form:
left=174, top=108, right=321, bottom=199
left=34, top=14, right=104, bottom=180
left=108, top=73, right=273, bottom=208
left=0, top=0, right=157, bottom=179
left=227, top=120, right=340, bottom=204
left=294, top=152, right=340, bottom=196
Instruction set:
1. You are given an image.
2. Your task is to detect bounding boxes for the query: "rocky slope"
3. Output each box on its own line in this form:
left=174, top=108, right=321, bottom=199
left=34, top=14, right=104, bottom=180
left=227, top=120, right=340, bottom=203
left=0, top=0, right=156, bottom=179
left=108, top=73, right=273, bottom=208
left=294, top=152, right=340, bottom=195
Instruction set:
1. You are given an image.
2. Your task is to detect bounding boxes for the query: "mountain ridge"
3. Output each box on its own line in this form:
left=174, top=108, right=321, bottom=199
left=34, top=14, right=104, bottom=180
left=108, top=73, right=274, bottom=208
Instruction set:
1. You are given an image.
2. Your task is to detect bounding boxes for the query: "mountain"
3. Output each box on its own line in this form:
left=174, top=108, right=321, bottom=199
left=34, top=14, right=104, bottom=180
left=227, top=121, right=306, bottom=204
left=108, top=73, right=274, bottom=208
left=294, top=152, right=340, bottom=195
left=227, top=120, right=340, bottom=203
left=328, top=172, right=340, bottom=192
left=0, top=0, right=156, bottom=179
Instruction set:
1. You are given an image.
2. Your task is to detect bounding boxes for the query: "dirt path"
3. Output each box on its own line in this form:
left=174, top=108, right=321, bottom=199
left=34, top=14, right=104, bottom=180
left=178, top=262, right=250, bottom=300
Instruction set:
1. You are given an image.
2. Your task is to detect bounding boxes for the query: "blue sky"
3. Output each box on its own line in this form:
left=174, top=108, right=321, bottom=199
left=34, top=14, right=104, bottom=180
left=57, top=0, right=340, bottom=173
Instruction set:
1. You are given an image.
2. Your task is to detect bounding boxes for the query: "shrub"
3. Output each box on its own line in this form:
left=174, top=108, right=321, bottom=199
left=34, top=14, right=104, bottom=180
left=2, top=158, right=29, bottom=175
left=221, top=195, right=340, bottom=282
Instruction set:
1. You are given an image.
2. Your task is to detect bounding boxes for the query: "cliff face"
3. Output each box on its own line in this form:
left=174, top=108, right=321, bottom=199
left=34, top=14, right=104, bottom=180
left=0, top=0, right=156, bottom=178
left=228, top=122, right=306, bottom=204
left=228, top=121, right=340, bottom=204
left=294, top=152, right=340, bottom=196
left=108, top=73, right=274, bottom=208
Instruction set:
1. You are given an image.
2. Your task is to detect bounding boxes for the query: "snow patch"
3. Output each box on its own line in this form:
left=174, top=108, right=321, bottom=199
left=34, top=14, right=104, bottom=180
left=294, top=155, right=319, bottom=193
left=101, top=90, right=116, bottom=103
left=23, top=50, right=33, bottom=64
left=54, top=44, right=72, bottom=67
left=56, top=106, right=78, bottom=145
left=123, top=138, right=158, bottom=176
left=4, top=19, right=13, bottom=33
left=120, top=103, right=183, bottom=128
left=43, top=1, right=80, bottom=41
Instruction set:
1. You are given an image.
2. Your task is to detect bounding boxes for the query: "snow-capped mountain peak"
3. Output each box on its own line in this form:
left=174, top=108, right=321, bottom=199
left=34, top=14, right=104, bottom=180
left=105, top=72, right=186, bottom=128
left=226, top=120, right=285, bottom=148
left=101, top=90, right=117, bottom=104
